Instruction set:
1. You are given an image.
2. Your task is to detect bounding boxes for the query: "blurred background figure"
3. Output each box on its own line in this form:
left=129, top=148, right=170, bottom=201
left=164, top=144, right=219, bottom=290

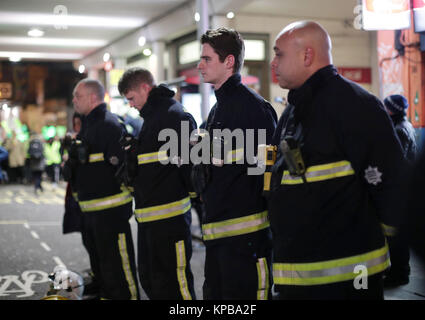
left=3, top=130, right=26, bottom=183
left=45, top=135, right=62, bottom=188
left=384, top=94, right=417, bottom=163
left=28, top=133, right=45, bottom=194
left=0, top=145, right=8, bottom=183
left=382, top=94, right=418, bottom=287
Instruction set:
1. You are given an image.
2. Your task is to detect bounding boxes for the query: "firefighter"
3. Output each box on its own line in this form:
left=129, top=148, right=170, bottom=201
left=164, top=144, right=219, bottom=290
left=67, top=79, right=139, bottom=300
left=118, top=68, right=197, bottom=300
left=268, top=21, right=406, bottom=299
left=195, top=27, right=277, bottom=300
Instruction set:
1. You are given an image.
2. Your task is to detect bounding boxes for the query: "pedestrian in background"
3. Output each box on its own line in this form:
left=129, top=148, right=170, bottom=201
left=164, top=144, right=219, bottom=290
left=28, top=133, right=45, bottom=194
left=382, top=94, right=418, bottom=287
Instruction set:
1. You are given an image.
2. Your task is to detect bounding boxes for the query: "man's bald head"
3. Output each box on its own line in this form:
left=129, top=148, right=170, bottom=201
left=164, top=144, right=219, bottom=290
left=271, top=21, right=333, bottom=89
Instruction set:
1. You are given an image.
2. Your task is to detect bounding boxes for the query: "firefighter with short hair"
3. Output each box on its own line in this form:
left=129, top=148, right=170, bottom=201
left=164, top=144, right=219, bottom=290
left=68, top=78, right=139, bottom=300
left=118, top=68, right=197, bottom=300
left=269, top=21, right=406, bottom=299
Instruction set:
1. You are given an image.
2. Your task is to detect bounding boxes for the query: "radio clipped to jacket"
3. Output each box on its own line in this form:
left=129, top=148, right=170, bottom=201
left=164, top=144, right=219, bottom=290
left=280, top=136, right=306, bottom=180
left=257, top=144, right=277, bottom=193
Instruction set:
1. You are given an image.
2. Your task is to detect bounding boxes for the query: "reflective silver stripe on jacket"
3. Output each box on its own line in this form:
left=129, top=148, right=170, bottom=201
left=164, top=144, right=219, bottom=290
left=202, top=211, right=269, bottom=241
left=281, top=160, right=355, bottom=185
left=79, top=191, right=133, bottom=212
left=273, top=244, right=390, bottom=286
left=135, top=196, right=191, bottom=223
left=137, top=151, right=168, bottom=165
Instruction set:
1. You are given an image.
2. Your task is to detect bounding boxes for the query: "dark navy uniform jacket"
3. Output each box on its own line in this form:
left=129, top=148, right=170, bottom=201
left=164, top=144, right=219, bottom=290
left=268, top=65, right=406, bottom=287
left=202, top=73, right=277, bottom=244
left=132, top=85, right=197, bottom=227
left=75, top=103, right=127, bottom=204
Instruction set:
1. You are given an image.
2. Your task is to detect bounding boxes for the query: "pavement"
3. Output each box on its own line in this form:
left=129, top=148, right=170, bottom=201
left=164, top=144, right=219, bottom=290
left=0, top=181, right=424, bottom=300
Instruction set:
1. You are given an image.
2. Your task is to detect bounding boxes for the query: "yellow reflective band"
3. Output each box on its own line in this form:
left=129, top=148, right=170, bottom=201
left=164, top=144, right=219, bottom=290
left=273, top=244, right=390, bottom=286
left=135, top=197, right=191, bottom=223
left=79, top=191, right=133, bottom=212
left=137, top=150, right=168, bottom=165
left=175, top=240, right=192, bottom=300
left=281, top=160, right=355, bottom=185
left=72, top=192, right=78, bottom=201
left=89, top=153, right=104, bottom=163
left=381, top=223, right=398, bottom=237
left=202, top=211, right=270, bottom=241
left=226, top=148, right=244, bottom=163
left=256, top=258, right=269, bottom=300
left=189, top=192, right=197, bottom=199
left=118, top=233, right=138, bottom=300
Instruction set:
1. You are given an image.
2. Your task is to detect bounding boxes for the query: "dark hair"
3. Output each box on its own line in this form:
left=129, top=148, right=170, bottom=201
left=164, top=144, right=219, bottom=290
left=118, top=67, right=155, bottom=95
left=200, top=27, right=245, bottom=73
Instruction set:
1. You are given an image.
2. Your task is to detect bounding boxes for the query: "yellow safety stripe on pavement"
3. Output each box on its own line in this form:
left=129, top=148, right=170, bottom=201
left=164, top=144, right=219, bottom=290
left=118, top=233, right=138, bottom=300
left=226, top=148, right=244, bottom=163
left=281, top=160, right=355, bottom=185
left=256, top=257, right=269, bottom=300
left=137, top=150, right=168, bottom=165
left=273, top=244, right=390, bottom=286
left=381, top=223, right=398, bottom=237
left=135, top=197, right=191, bottom=223
left=89, top=153, right=104, bottom=163
left=175, top=240, right=192, bottom=300
left=202, top=211, right=270, bottom=241
left=79, top=191, right=133, bottom=212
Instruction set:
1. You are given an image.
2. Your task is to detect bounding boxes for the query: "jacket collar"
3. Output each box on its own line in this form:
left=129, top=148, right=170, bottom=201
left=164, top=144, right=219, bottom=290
left=214, top=73, right=241, bottom=104
left=287, top=65, right=337, bottom=122
left=86, top=103, right=107, bottom=122
left=139, top=84, right=174, bottom=118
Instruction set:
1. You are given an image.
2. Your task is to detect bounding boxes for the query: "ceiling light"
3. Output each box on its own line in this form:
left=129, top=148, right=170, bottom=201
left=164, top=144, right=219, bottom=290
left=28, top=28, right=44, bottom=37
left=0, top=36, right=107, bottom=47
left=143, top=48, right=152, bottom=56
left=194, top=12, right=200, bottom=22
left=138, top=36, right=146, bottom=47
left=9, top=56, right=21, bottom=62
left=0, top=51, right=83, bottom=60
left=78, top=64, right=86, bottom=73
left=103, top=52, right=111, bottom=62
left=226, top=12, right=235, bottom=19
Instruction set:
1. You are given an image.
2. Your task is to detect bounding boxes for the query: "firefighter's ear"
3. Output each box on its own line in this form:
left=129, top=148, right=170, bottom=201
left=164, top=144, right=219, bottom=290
left=304, top=47, right=314, bottom=67
left=225, top=54, right=235, bottom=71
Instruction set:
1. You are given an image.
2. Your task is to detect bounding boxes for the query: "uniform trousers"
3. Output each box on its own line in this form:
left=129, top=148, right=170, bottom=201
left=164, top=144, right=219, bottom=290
left=81, top=202, right=139, bottom=300
left=137, top=212, right=196, bottom=300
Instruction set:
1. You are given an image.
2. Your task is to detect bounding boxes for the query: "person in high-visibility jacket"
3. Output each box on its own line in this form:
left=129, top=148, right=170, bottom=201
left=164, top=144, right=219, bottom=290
left=268, top=21, right=406, bottom=300
left=196, top=27, right=277, bottom=300
left=44, top=136, right=62, bottom=186
left=69, top=79, right=139, bottom=300
left=118, top=68, right=197, bottom=300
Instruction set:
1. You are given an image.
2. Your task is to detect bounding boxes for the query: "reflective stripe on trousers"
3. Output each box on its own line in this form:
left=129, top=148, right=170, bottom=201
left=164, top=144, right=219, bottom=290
left=137, top=151, right=168, bottom=165
left=273, top=244, right=390, bottom=286
left=79, top=190, right=133, bottom=212
left=135, top=197, right=191, bottom=223
left=281, top=160, right=355, bottom=185
left=202, top=211, right=269, bottom=241
left=118, top=233, right=138, bottom=300
left=89, top=153, right=104, bottom=163
left=256, top=258, right=269, bottom=300
left=175, top=240, right=192, bottom=300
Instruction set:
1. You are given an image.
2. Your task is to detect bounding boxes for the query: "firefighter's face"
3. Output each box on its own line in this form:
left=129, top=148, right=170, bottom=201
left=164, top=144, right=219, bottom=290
left=197, top=43, right=232, bottom=90
left=271, top=33, right=306, bottom=90
left=72, top=83, right=92, bottom=115
left=124, top=83, right=150, bottom=111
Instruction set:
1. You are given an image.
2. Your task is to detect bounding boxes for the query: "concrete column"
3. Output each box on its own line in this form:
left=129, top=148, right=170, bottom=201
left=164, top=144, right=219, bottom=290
left=197, top=0, right=211, bottom=122
left=153, top=41, right=166, bottom=82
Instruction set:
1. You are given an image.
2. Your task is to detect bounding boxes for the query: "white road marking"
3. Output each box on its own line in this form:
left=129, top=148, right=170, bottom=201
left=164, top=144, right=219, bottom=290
left=53, top=256, right=66, bottom=268
left=23, top=222, right=30, bottom=229
left=30, top=231, right=40, bottom=239
left=40, top=242, right=51, bottom=252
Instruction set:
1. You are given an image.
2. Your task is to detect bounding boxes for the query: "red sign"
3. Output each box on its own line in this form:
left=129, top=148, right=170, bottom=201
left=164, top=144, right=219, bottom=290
left=338, top=67, right=372, bottom=84
left=413, top=0, right=425, bottom=32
